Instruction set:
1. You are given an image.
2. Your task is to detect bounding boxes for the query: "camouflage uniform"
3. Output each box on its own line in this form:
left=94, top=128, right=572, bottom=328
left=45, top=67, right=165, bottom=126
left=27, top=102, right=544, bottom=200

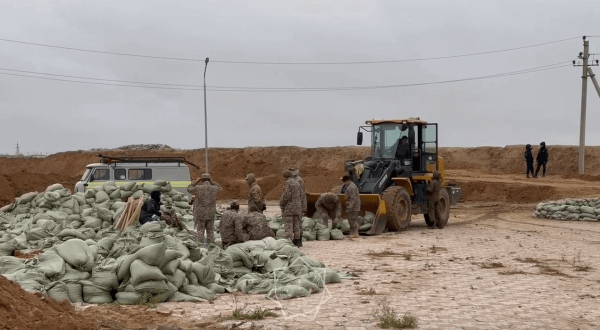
left=344, top=180, right=360, bottom=236
left=427, top=171, right=443, bottom=226
left=187, top=177, right=222, bottom=243
left=280, top=173, right=303, bottom=241
left=290, top=166, right=307, bottom=212
left=315, top=193, right=342, bottom=226
left=246, top=173, right=265, bottom=212
left=219, top=209, right=243, bottom=248
left=161, top=208, right=184, bottom=230
left=244, top=207, right=275, bottom=240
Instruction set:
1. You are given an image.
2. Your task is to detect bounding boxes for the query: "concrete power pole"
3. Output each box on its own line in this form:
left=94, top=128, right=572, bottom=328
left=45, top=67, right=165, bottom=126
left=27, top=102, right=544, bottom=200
left=578, top=38, right=590, bottom=174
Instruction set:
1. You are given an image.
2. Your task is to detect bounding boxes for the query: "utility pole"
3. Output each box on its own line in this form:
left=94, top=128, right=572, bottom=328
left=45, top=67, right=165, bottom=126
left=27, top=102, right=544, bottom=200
left=578, top=37, right=589, bottom=174
left=588, top=67, right=600, bottom=98
left=203, top=57, right=209, bottom=174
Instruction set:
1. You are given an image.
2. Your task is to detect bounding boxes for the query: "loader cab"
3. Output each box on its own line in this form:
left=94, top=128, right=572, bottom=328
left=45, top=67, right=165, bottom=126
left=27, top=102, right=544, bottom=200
left=354, top=119, right=438, bottom=194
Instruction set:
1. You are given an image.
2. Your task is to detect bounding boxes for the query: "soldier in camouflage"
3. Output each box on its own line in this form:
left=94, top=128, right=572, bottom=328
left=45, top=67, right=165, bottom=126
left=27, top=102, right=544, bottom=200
left=280, top=170, right=303, bottom=247
left=187, top=173, right=222, bottom=244
left=161, top=205, right=184, bottom=230
left=243, top=204, right=275, bottom=240
left=289, top=165, right=307, bottom=213
left=245, top=173, right=265, bottom=213
left=315, top=192, right=343, bottom=227
left=219, top=200, right=243, bottom=248
left=342, top=175, right=360, bottom=238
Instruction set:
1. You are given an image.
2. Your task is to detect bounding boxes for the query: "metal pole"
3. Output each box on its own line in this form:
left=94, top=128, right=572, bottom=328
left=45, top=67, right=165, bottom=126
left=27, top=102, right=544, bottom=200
left=588, top=67, right=600, bottom=98
left=203, top=57, right=209, bottom=174
left=578, top=39, right=589, bottom=174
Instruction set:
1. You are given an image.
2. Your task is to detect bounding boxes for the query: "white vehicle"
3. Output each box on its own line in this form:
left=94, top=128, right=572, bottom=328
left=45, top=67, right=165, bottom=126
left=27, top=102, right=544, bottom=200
left=75, top=155, right=199, bottom=198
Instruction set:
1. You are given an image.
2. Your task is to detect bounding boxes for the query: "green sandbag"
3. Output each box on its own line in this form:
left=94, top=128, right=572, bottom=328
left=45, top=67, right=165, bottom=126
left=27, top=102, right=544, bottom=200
left=290, top=255, right=324, bottom=268
left=159, top=250, right=183, bottom=269
left=54, top=239, right=95, bottom=272
left=36, top=251, right=66, bottom=280
left=97, top=236, right=118, bottom=256
left=115, top=291, right=143, bottom=304
left=302, top=231, right=316, bottom=241
left=192, top=262, right=216, bottom=286
left=95, top=191, right=110, bottom=204
left=131, top=190, right=144, bottom=200
left=45, top=281, right=70, bottom=301
left=72, top=194, right=86, bottom=206
left=207, top=282, right=226, bottom=293
left=567, top=206, right=580, bottom=213
left=81, top=280, right=112, bottom=304
left=330, top=229, right=344, bottom=240
left=225, top=246, right=253, bottom=269
left=63, top=279, right=83, bottom=302
left=174, top=201, right=191, bottom=209
left=59, top=264, right=90, bottom=281
left=134, top=280, right=170, bottom=294
left=188, top=248, right=203, bottom=262
left=26, top=228, right=52, bottom=242
left=359, top=223, right=372, bottom=231
left=178, top=259, right=193, bottom=274
left=154, top=180, right=168, bottom=186
left=135, top=242, right=166, bottom=267
left=363, top=211, right=375, bottom=224
left=161, top=258, right=181, bottom=275
left=44, top=191, right=61, bottom=202
left=180, top=285, right=216, bottom=300
left=152, top=281, right=178, bottom=303
left=581, top=206, right=595, bottom=214
left=167, top=291, right=205, bottom=302
left=17, top=191, right=38, bottom=204
left=109, top=189, right=121, bottom=200
left=313, top=268, right=342, bottom=283
left=0, top=256, right=25, bottom=274
left=316, top=227, right=330, bottom=241
left=84, top=189, right=96, bottom=198
left=83, top=216, right=102, bottom=230
left=96, top=208, right=113, bottom=222
left=276, top=228, right=286, bottom=239
left=91, top=258, right=119, bottom=290
left=165, top=269, right=186, bottom=288
left=103, top=181, right=118, bottom=194
left=291, top=278, right=320, bottom=294
left=130, top=259, right=167, bottom=286
left=186, top=271, right=199, bottom=285
left=340, top=219, right=350, bottom=232
left=140, top=236, right=164, bottom=248
left=267, top=284, right=310, bottom=300
left=142, top=185, right=160, bottom=194
left=122, top=181, right=136, bottom=191
left=203, top=248, right=233, bottom=270
left=269, top=222, right=280, bottom=235
left=278, top=245, right=299, bottom=255
left=116, top=254, right=137, bottom=281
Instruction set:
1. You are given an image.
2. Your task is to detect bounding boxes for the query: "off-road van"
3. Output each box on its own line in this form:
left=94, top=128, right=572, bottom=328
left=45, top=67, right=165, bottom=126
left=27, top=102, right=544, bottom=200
left=75, top=155, right=199, bottom=198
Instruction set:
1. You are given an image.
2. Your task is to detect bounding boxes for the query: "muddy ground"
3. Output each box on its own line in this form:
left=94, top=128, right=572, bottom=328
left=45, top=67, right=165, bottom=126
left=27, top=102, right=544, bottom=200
left=2, top=147, right=600, bottom=329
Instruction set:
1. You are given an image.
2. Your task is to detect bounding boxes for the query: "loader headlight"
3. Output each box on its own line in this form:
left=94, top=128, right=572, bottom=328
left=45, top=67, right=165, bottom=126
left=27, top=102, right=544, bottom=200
left=402, top=160, right=412, bottom=166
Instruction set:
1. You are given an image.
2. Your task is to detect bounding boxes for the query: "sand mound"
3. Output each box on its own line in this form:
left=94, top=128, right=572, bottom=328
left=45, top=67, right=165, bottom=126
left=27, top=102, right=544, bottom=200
left=0, top=276, right=97, bottom=330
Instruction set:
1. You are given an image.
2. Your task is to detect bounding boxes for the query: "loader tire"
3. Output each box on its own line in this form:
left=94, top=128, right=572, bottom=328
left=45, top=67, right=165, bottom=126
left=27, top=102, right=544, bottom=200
left=424, top=213, right=435, bottom=227
left=382, top=186, right=411, bottom=231
left=435, top=188, right=451, bottom=229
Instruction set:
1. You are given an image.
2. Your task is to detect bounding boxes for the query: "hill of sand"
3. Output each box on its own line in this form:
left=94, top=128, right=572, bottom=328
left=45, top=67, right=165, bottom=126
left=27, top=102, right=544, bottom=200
left=1, top=145, right=599, bottom=206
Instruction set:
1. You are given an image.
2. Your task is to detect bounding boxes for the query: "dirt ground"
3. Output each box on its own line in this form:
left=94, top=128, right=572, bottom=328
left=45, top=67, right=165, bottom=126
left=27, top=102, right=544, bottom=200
left=3, top=146, right=600, bottom=329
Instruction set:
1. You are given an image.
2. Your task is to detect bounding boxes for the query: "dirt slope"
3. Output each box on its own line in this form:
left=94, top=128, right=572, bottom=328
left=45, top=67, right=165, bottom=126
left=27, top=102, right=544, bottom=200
left=1, top=145, right=599, bottom=206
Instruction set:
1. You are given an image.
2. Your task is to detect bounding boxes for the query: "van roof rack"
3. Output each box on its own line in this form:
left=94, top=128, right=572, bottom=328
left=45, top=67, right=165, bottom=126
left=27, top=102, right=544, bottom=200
left=97, top=154, right=200, bottom=169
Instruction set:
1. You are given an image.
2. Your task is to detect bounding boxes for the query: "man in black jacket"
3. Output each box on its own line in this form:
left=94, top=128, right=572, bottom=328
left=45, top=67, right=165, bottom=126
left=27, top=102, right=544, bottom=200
left=524, top=144, right=534, bottom=178
left=140, top=190, right=161, bottom=225
left=534, top=142, right=549, bottom=178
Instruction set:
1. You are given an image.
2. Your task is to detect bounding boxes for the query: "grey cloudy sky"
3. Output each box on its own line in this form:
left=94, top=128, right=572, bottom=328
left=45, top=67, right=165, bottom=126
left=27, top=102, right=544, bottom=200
left=0, top=0, right=599, bottom=155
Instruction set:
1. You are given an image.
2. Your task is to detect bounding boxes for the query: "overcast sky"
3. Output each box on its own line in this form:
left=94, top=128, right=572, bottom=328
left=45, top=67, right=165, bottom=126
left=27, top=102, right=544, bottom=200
left=0, top=0, right=599, bottom=155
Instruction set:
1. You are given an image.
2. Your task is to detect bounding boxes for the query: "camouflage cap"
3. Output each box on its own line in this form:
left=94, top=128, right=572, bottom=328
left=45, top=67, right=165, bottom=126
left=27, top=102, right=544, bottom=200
left=201, top=173, right=211, bottom=180
left=230, top=200, right=239, bottom=208
left=289, top=165, right=299, bottom=176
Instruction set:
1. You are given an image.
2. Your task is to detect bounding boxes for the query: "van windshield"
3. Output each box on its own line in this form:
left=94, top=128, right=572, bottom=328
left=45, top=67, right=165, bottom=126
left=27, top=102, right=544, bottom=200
left=81, top=169, right=91, bottom=181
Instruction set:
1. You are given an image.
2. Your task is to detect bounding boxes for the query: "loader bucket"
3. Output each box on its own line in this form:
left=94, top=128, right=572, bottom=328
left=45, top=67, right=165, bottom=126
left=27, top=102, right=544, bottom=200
left=305, top=193, right=388, bottom=235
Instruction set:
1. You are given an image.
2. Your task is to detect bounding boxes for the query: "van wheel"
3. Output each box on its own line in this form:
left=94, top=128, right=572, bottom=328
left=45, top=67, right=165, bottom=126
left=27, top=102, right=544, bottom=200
left=382, top=187, right=411, bottom=231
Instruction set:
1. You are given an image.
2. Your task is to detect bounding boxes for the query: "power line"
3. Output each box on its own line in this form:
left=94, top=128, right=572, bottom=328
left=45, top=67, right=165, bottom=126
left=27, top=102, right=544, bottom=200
left=0, top=62, right=570, bottom=92
left=0, top=36, right=581, bottom=65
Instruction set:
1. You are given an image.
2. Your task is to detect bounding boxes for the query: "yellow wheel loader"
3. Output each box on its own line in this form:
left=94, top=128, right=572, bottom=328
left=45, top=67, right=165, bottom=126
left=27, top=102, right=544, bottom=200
left=306, top=118, right=461, bottom=234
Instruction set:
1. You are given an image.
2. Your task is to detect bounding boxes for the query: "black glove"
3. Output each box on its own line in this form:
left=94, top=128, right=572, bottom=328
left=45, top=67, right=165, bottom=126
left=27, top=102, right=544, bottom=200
left=262, top=204, right=267, bottom=211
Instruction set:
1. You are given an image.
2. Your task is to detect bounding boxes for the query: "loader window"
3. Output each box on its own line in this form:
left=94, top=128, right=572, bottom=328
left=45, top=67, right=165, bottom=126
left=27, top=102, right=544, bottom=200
left=422, top=124, right=437, bottom=154
left=372, top=124, right=407, bottom=159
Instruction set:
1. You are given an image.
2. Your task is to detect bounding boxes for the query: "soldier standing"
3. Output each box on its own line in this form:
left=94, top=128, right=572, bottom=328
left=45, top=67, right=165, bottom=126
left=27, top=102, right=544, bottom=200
left=289, top=165, right=307, bottom=214
left=244, top=204, right=276, bottom=240
left=342, top=175, right=360, bottom=238
left=187, top=173, right=222, bottom=244
left=315, top=192, right=343, bottom=227
left=534, top=141, right=549, bottom=178
left=427, top=171, right=443, bottom=228
left=280, top=170, right=303, bottom=247
left=524, top=144, right=534, bottom=178
left=245, top=173, right=265, bottom=212
left=219, top=200, right=243, bottom=248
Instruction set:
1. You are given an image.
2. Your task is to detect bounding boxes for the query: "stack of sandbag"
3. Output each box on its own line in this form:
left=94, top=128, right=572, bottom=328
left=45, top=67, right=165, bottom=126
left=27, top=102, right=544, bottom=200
left=533, top=198, right=600, bottom=221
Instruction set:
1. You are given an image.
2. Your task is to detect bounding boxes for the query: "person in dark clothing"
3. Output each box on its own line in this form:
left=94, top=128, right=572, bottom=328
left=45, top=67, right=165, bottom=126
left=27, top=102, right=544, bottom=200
left=139, top=190, right=161, bottom=225
left=395, top=136, right=410, bottom=160
left=534, top=141, right=549, bottom=178
left=427, top=171, right=443, bottom=228
left=524, top=144, right=534, bottom=178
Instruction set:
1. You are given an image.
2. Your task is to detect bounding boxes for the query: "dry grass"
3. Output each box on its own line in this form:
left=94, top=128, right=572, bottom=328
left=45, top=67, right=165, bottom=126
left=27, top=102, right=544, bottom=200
left=376, top=299, right=418, bottom=329
left=515, top=257, right=574, bottom=278
left=429, top=245, right=448, bottom=253
left=402, top=251, right=413, bottom=260
left=227, top=307, right=278, bottom=321
left=498, top=268, right=526, bottom=275
left=357, top=287, right=380, bottom=295
left=365, top=248, right=402, bottom=257
left=477, top=261, right=505, bottom=269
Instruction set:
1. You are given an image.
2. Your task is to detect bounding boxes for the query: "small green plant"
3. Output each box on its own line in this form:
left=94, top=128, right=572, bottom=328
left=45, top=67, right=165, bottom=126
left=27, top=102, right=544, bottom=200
left=376, top=299, right=417, bottom=329
left=227, top=307, right=278, bottom=320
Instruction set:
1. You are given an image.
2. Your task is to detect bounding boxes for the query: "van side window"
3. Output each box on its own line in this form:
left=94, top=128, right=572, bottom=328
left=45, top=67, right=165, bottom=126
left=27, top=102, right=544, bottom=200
left=93, top=169, right=110, bottom=181
left=129, top=169, right=152, bottom=180
left=114, top=169, right=126, bottom=180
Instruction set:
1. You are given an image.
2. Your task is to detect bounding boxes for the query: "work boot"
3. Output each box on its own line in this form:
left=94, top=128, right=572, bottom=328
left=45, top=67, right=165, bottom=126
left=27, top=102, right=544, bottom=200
left=296, top=238, right=303, bottom=248
left=348, top=229, right=360, bottom=239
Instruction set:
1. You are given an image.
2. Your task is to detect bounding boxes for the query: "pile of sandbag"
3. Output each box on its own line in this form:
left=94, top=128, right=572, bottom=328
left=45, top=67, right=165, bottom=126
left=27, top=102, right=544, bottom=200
left=0, top=183, right=349, bottom=304
left=266, top=211, right=375, bottom=241
left=533, top=198, right=600, bottom=221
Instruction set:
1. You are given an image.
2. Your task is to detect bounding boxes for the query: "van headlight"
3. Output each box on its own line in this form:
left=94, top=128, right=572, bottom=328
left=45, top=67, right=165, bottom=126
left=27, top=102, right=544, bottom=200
left=402, top=160, right=412, bottom=166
